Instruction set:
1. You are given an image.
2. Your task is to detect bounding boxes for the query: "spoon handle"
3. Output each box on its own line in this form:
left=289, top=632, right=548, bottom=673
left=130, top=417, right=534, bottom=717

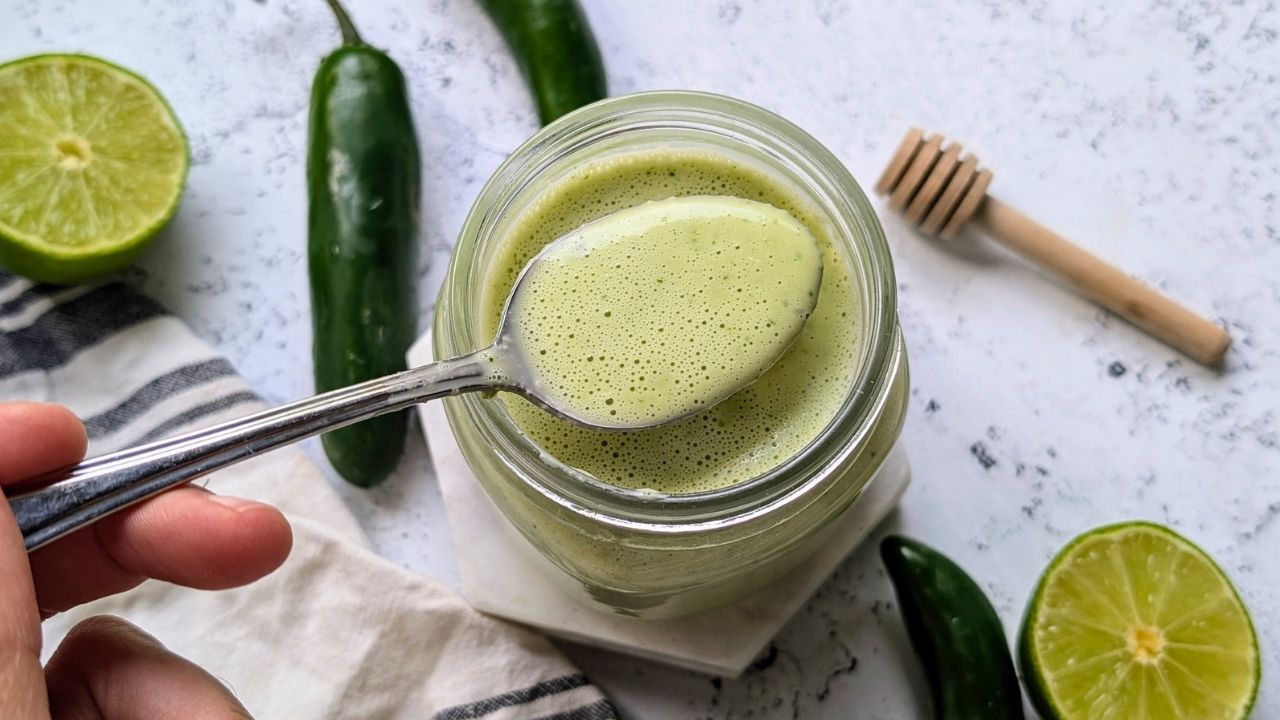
left=8, top=349, right=497, bottom=552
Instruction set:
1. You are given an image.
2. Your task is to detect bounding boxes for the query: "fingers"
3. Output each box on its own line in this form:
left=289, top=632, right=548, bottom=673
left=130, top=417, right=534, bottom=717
left=45, top=615, right=253, bottom=719
left=0, top=401, right=292, bottom=615
left=0, top=403, right=87, bottom=486
left=0, top=487, right=49, bottom=717
left=0, top=402, right=283, bottom=718
left=30, top=487, right=292, bottom=616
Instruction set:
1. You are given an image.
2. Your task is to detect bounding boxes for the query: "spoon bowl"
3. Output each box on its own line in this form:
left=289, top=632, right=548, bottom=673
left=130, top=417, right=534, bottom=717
left=493, top=195, right=824, bottom=430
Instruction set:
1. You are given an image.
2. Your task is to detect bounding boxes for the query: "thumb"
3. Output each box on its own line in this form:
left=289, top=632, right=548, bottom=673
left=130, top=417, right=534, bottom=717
left=0, top=494, right=49, bottom=719
left=0, top=402, right=92, bottom=718
left=45, top=616, right=253, bottom=719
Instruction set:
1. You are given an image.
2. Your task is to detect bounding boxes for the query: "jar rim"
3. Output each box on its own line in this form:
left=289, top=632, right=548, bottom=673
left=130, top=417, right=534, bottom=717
left=438, top=90, right=901, bottom=529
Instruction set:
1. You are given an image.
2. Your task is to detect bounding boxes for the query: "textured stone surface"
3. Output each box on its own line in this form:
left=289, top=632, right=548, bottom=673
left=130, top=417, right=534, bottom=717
left=5, top=1, right=1276, bottom=716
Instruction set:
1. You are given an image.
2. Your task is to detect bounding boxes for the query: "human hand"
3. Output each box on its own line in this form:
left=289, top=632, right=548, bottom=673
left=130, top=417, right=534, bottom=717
left=0, top=402, right=293, bottom=718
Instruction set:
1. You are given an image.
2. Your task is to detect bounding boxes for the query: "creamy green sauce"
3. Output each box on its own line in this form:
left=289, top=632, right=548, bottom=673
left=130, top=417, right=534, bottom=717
left=481, top=148, right=860, bottom=493
left=506, top=196, right=823, bottom=428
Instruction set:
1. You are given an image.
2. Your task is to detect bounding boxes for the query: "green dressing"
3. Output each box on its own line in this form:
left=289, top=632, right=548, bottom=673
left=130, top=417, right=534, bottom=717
left=506, top=196, right=823, bottom=428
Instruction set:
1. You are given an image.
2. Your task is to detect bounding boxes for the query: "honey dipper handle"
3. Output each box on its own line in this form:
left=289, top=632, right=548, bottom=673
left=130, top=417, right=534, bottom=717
left=973, top=197, right=1231, bottom=366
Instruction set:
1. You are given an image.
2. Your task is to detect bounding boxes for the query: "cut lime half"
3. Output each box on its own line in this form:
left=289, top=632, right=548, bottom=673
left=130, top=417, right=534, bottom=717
left=0, top=54, right=188, bottom=284
left=1020, top=521, right=1260, bottom=720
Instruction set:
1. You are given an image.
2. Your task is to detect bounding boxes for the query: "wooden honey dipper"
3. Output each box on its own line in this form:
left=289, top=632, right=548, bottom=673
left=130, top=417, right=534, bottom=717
left=875, top=128, right=1231, bottom=366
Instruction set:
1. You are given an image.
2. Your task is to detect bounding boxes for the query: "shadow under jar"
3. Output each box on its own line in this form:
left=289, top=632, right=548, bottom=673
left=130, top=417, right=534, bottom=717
left=434, top=91, right=908, bottom=619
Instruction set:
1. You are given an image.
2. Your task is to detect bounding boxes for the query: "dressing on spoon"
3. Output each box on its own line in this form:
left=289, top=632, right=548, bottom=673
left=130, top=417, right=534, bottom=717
left=498, top=195, right=824, bottom=427
left=10, top=194, right=823, bottom=551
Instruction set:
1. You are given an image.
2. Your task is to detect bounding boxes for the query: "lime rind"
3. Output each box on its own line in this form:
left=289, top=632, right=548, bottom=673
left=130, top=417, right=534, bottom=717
left=1019, top=521, right=1260, bottom=720
left=0, top=53, right=189, bottom=283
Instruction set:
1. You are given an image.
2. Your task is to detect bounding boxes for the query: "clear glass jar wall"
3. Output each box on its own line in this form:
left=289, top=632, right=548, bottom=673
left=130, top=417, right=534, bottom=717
left=434, top=91, right=908, bottom=618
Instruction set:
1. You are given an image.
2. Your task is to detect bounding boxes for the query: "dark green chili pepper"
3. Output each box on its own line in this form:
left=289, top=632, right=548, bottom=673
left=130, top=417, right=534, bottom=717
left=478, top=0, right=608, bottom=124
left=307, top=0, right=421, bottom=486
left=881, top=535, right=1025, bottom=719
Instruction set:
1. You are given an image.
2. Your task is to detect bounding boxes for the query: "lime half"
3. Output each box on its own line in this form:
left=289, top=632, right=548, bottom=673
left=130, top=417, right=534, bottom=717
left=1020, top=522, right=1260, bottom=720
left=0, top=54, right=188, bottom=283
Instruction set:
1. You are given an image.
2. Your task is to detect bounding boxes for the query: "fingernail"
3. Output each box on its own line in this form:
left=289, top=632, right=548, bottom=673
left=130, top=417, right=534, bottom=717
left=206, top=494, right=266, bottom=512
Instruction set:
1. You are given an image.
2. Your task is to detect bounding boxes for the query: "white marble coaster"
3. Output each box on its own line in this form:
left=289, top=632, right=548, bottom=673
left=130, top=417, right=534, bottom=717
left=408, top=333, right=910, bottom=677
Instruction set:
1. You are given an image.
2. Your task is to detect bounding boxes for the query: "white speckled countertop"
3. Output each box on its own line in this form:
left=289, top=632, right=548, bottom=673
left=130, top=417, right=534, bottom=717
left=5, top=1, right=1277, bottom=717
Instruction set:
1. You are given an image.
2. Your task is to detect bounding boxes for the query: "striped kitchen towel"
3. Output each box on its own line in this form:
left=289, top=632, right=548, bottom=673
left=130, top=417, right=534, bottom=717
left=0, top=270, right=617, bottom=720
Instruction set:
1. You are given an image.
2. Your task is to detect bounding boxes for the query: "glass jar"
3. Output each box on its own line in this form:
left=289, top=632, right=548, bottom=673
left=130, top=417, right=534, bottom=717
left=434, top=91, right=908, bottom=618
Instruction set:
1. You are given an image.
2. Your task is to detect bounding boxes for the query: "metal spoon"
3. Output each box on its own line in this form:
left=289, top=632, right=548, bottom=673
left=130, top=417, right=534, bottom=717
left=9, top=196, right=822, bottom=552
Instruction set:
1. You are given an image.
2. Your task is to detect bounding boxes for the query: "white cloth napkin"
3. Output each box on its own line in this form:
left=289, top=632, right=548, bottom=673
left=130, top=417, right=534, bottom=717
left=0, top=272, right=615, bottom=719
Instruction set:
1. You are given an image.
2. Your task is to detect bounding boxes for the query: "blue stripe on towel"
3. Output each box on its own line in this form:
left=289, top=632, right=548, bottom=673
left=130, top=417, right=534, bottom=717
left=432, top=674, right=612, bottom=720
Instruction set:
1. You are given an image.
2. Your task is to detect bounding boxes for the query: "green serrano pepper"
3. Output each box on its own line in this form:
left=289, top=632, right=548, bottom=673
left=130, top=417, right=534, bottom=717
left=880, top=536, right=1025, bottom=720
left=478, top=0, right=608, bottom=124
left=308, top=0, right=421, bottom=486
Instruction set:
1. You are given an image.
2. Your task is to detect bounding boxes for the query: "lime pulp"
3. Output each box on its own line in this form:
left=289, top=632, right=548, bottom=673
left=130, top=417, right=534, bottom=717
left=0, top=54, right=188, bottom=283
left=1019, top=521, right=1260, bottom=720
